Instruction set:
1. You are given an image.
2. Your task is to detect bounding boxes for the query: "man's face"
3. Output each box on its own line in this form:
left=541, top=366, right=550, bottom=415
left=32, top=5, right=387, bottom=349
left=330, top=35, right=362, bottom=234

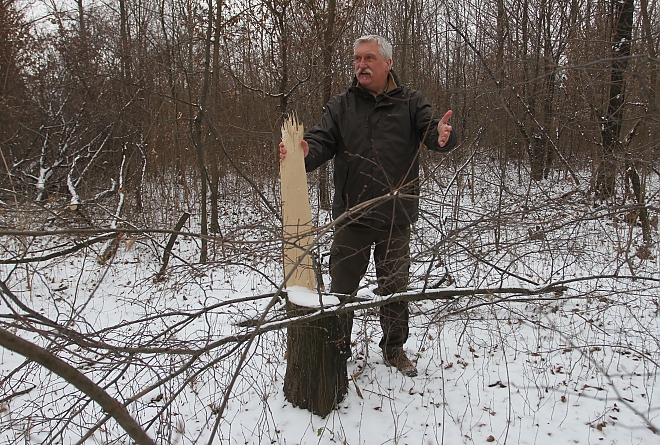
left=354, top=41, right=392, bottom=96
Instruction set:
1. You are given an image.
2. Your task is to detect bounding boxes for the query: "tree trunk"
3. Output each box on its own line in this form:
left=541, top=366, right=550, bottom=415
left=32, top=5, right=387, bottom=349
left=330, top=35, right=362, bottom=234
left=193, top=0, right=215, bottom=262
left=283, top=302, right=348, bottom=417
left=318, top=165, right=331, bottom=211
left=317, top=0, right=337, bottom=212
left=156, top=211, right=191, bottom=280
left=209, top=0, right=223, bottom=234
left=595, top=0, right=634, bottom=199
left=626, top=166, right=651, bottom=244
left=280, top=116, right=347, bottom=417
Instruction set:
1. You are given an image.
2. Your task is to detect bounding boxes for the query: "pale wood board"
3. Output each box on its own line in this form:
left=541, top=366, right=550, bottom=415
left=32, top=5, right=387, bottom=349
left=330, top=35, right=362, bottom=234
left=280, top=116, right=316, bottom=290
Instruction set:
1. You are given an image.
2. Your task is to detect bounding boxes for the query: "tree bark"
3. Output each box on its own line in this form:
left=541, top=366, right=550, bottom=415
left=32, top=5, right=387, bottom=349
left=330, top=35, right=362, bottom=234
left=595, top=0, right=634, bottom=199
left=155, top=211, right=190, bottom=280
left=193, top=0, right=215, bottom=262
left=209, top=0, right=223, bottom=234
left=283, top=301, right=348, bottom=417
left=626, top=166, right=651, bottom=244
left=317, top=0, right=337, bottom=211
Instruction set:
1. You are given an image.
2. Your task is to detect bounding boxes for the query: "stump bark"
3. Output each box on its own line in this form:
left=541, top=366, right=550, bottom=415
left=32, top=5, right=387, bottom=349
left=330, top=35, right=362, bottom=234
left=282, top=302, right=348, bottom=417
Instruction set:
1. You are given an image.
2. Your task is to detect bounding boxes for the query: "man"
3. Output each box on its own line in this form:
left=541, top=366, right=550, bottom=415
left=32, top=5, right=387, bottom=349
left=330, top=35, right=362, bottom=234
left=280, top=35, right=457, bottom=377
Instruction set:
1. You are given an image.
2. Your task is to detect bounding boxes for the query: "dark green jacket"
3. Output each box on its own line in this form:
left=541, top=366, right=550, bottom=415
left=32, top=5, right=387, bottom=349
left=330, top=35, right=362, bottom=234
left=304, top=71, right=457, bottom=228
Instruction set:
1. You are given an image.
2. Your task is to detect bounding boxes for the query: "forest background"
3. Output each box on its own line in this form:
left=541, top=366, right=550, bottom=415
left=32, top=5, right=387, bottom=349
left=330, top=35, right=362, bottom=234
left=1, top=0, right=660, bottom=444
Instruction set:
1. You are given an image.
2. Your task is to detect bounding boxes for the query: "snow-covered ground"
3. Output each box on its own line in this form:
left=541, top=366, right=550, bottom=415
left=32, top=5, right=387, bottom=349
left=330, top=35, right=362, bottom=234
left=1, top=165, right=659, bottom=444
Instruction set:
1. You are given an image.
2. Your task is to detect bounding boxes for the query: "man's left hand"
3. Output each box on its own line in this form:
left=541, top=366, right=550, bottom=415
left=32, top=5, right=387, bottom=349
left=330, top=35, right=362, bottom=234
left=438, top=110, right=453, bottom=147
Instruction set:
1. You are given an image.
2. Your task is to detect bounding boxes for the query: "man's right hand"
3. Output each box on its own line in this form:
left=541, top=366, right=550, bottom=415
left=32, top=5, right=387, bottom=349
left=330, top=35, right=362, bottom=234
left=437, top=110, right=453, bottom=147
left=279, top=139, right=309, bottom=162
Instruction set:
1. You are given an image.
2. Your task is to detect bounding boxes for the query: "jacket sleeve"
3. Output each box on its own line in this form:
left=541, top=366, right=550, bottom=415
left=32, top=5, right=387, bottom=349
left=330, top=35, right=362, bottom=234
left=304, top=97, right=341, bottom=172
left=414, top=92, right=458, bottom=153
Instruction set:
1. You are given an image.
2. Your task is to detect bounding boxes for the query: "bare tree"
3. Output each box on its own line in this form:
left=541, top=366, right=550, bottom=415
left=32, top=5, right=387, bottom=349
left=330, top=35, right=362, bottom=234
left=595, top=0, right=634, bottom=199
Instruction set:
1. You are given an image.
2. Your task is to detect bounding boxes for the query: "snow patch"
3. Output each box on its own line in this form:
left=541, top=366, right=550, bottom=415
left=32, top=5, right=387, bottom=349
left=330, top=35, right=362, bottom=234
left=285, top=285, right=340, bottom=307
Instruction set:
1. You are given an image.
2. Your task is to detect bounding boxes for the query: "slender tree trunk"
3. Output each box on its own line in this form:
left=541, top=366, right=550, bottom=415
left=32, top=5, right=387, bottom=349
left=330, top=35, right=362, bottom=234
left=156, top=212, right=191, bottom=280
left=630, top=0, right=658, bottom=245
left=193, top=0, right=215, bottom=262
left=528, top=0, right=544, bottom=180
left=209, top=0, right=223, bottom=234
left=159, top=0, right=186, bottom=200
left=274, top=4, right=289, bottom=116
left=399, top=0, right=410, bottom=83
left=317, top=0, right=337, bottom=212
left=119, top=0, right=132, bottom=83
left=626, top=166, right=651, bottom=244
left=530, top=20, right=557, bottom=181
left=640, top=0, right=657, bottom=104
left=595, top=0, right=634, bottom=199
left=77, top=0, right=85, bottom=37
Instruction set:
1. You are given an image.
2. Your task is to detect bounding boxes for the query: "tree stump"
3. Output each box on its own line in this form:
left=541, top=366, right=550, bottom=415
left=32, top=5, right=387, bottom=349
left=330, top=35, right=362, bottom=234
left=280, top=115, right=348, bottom=417
left=282, top=302, right=348, bottom=417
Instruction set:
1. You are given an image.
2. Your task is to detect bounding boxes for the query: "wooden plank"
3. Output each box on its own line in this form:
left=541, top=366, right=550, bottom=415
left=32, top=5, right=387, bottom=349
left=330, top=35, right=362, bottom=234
left=280, top=115, right=316, bottom=290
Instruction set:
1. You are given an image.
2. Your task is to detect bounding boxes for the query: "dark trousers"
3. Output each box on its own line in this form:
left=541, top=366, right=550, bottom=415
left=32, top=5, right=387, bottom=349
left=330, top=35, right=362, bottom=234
left=329, top=224, right=410, bottom=357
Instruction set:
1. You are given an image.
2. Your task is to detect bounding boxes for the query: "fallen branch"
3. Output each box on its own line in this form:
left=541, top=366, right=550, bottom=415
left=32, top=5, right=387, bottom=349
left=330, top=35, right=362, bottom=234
left=0, top=234, right=116, bottom=264
left=155, top=212, right=190, bottom=281
left=0, top=328, right=156, bottom=445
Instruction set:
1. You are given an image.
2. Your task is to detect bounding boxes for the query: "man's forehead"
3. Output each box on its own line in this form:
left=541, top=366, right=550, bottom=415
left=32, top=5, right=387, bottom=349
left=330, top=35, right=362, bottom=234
left=354, top=42, right=380, bottom=55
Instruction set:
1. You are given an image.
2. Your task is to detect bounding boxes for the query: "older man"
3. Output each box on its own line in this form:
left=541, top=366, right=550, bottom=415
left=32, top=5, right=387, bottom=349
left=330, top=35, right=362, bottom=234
left=280, top=35, right=457, bottom=376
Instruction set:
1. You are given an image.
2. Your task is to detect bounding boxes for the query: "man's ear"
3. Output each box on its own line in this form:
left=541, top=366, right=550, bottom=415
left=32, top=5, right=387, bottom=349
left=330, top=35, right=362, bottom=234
left=387, top=58, right=393, bottom=70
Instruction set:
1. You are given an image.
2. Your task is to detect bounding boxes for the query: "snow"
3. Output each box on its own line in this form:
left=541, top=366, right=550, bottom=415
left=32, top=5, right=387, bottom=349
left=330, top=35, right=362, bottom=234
left=1, top=170, right=659, bottom=445
left=285, top=285, right=340, bottom=307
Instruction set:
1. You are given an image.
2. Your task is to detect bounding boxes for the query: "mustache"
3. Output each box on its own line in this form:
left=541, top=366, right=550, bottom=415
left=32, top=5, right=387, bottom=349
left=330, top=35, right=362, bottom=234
left=356, top=68, right=373, bottom=76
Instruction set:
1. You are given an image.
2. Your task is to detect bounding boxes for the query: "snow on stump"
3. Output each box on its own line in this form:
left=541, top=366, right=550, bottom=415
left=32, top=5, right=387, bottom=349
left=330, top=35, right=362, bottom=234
left=279, top=116, right=348, bottom=417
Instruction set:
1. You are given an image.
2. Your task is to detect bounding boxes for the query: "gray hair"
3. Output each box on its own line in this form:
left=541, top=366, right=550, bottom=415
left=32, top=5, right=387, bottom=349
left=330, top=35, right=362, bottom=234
left=354, top=35, right=393, bottom=60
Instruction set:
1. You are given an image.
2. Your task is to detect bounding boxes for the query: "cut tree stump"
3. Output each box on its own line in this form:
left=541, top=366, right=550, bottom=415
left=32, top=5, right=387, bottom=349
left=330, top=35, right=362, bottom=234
left=282, top=301, right=348, bottom=417
left=280, top=115, right=348, bottom=417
